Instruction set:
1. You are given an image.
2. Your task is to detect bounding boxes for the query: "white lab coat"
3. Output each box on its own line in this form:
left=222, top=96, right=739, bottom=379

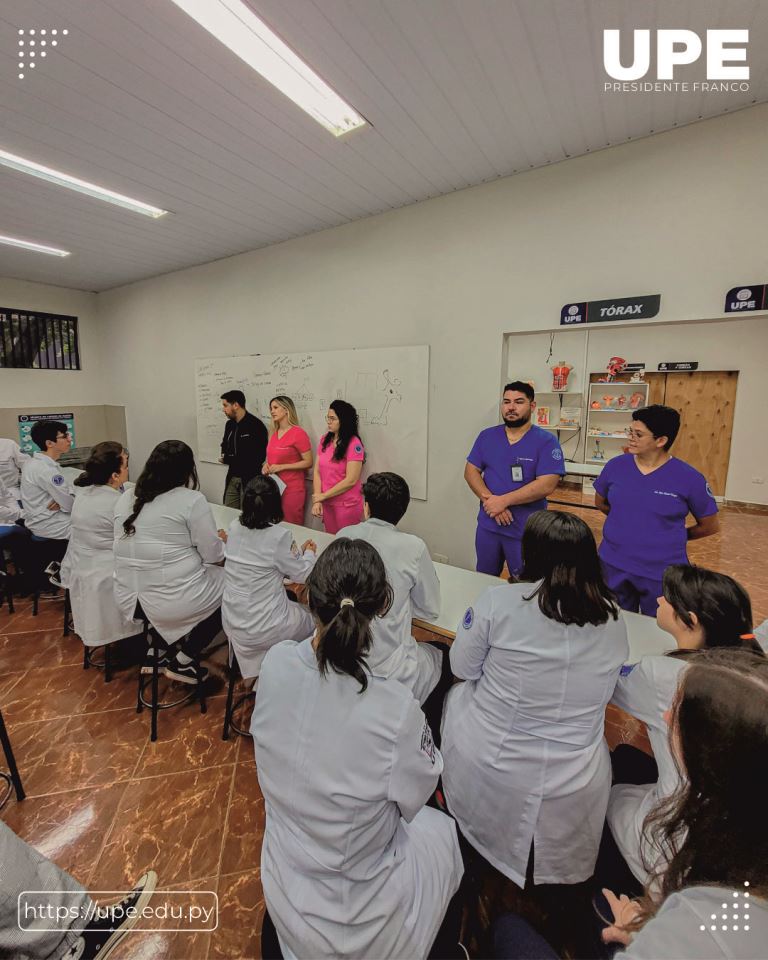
left=59, top=485, right=141, bottom=647
left=0, top=438, right=29, bottom=500
left=607, top=655, right=688, bottom=885
left=441, top=581, right=628, bottom=886
left=222, top=520, right=316, bottom=678
left=0, top=475, right=22, bottom=526
left=336, top=518, right=442, bottom=704
left=113, top=487, right=225, bottom=643
left=616, top=886, right=768, bottom=959
left=20, top=453, right=73, bottom=540
left=252, top=638, right=463, bottom=960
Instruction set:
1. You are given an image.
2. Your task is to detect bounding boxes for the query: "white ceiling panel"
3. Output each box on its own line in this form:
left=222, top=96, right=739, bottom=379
left=0, top=0, right=765, bottom=290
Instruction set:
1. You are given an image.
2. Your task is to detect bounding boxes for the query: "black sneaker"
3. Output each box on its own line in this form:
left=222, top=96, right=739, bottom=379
left=140, top=647, right=169, bottom=675
left=164, top=656, right=208, bottom=685
left=61, top=870, right=157, bottom=959
left=45, top=561, right=63, bottom=589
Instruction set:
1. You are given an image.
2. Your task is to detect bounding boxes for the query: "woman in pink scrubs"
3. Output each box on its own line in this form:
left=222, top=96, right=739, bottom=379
left=263, top=396, right=313, bottom=524
left=312, top=400, right=365, bottom=534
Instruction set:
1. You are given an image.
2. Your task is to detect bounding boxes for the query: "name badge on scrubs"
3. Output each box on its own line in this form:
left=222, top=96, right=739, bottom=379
left=510, top=465, right=523, bottom=483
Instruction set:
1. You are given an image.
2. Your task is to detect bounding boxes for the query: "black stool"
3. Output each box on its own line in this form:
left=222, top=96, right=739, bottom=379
left=0, top=708, right=25, bottom=807
left=0, top=540, right=14, bottom=615
left=29, top=536, right=65, bottom=616
left=222, top=651, right=255, bottom=741
left=135, top=611, right=206, bottom=742
left=83, top=641, right=118, bottom=683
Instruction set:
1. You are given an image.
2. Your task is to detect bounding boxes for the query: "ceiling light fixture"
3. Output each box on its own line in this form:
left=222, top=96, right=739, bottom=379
left=168, top=0, right=366, bottom=137
left=0, top=149, right=169, bottom=218
left=0, top=233, right=70, bottom=256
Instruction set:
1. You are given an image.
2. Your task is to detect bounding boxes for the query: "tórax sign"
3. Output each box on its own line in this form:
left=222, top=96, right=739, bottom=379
left=724, top=285, right=767, bottom=313
left=561, top=295, right=661, bottom=326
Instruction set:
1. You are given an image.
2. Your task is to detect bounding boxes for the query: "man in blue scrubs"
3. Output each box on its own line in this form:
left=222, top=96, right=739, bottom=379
left=594, top=404, right=719, bottom=616
left=465, top=381, right=565, bottom=576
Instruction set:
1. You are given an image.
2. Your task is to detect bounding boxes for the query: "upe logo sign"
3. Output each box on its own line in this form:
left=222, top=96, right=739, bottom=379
left=603, top=29, right=749, bottom=93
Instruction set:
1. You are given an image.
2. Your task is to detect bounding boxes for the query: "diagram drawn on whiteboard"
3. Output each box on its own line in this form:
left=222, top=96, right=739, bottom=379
left=371, top=369, right=402, bottom=425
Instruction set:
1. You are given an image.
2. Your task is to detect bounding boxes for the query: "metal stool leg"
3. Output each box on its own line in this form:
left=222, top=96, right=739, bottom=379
left=197, top=661, right=207, bottom=715
left=222, top=663, right=237, bottom=741
left=0, top=550, right=14, bottom=615
left=0, top=709, right=25, bottom=804
left=150, top=635, right=160, bottom=743
left=136, top=618, right=149, bottom=714
left=63, top=589, right=71, bottom=636
left=105, top=643, right=113, bottom=683
left=83, top=645, right=89, bottom=670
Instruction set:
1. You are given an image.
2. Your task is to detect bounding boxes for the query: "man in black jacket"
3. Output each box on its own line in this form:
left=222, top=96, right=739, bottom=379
left=219, top=390, right=268, bottom=508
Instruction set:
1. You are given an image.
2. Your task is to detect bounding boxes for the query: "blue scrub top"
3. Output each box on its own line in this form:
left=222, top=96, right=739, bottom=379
left=467, top=424, right=565, bottom=538
left=594, top=454, right=718, bottom=579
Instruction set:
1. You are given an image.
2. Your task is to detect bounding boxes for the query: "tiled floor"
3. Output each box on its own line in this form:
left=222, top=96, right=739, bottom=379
left=1, top=500, right=765, bottom=959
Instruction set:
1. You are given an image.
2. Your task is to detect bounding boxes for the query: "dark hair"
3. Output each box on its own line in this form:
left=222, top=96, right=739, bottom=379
left=307, top=539, right=393, bottom=693
left=122, top=440, right=199, bottom=537
left=239, top=475, right=284, bottom=529
left=74, top=441, right=126, bottom=487
left=632, top=404, right=680, bottom=451
left=637, top=650, right=768, bottom=926
left=30, top=420, right=67, bottom=451
left=363, top=472, right=410, bottom=526
left=320, top=400, right=362, bottom=463
left=520, top=510, right=618, bottom=626
left=221, top=390, right=246, bottom=408
left=503, top=381, right=535, bottom=402
left=663, top=565, right=762, bottom=655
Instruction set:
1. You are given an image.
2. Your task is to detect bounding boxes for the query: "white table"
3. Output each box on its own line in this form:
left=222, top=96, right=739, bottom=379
left=562, top=461, right=603, bottom=479
left=209, top=502, right=671, bottom=662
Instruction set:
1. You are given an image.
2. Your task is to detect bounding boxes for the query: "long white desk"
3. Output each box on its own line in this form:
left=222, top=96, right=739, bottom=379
left=209, top=502, right=671, bottom=662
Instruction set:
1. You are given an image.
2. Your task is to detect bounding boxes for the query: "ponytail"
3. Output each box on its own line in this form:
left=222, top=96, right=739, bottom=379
left=123, top=440, right=198, bottom=537
left=74, top=440, right=125, bottom=487
left=307, top=539, right=393, bottom=693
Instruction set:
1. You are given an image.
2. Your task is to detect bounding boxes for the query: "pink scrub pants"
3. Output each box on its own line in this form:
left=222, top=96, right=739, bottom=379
left=322, top=497, right=363, bottom=534
left=281, top=485, right=307, bottom=525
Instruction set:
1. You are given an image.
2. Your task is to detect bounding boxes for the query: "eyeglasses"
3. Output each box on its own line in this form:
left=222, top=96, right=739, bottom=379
left=627, top=429, right=651, bottom=440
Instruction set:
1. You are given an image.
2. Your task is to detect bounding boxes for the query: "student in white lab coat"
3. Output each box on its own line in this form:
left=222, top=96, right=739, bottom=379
left=20, top=420, right=74, bottom=557
left=604, top=565, right=764, bottom=892
left=490, top=649, right=768, bottom=959
left=114, top=440, right=226, bottom=684
left=222, top=475, right=316, bottom=680
left=441, top=509, right=628, bottom=887
left=0, top=473, right=31, bottom=592
left=59, top=442, right=141, bottom=650
left=251, top=537, right=463, bottom=960
left=336, top=472, right=443, bottom=705
left=0, top=436, right=29, bottom=500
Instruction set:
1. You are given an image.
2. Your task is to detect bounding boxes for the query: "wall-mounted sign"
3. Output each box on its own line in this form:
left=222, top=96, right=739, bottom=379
left=724, top=285, right=767, bottom=313
left=658, top=362, right=698, bottom=372
left=624, top=363, right=646, bottom=372
left=18, top=412, right=76, bottom=454
left=561, top=294, right=661, bottom=326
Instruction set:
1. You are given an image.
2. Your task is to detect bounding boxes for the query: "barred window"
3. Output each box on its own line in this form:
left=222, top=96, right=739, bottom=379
left=0, top=307, right=80, bottom=370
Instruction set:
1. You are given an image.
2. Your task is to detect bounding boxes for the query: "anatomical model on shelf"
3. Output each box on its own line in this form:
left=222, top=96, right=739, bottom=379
left=550, top=361, right=573, bottom=392
left=629, top=391, right=645, bottom=409
left=598, top=356, right=627, bottom=382
left=592, top=439, right=606, bottom=461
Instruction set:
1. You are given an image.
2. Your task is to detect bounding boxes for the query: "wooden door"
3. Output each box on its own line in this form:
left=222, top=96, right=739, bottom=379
left=663, top=371, right=738, bottom=496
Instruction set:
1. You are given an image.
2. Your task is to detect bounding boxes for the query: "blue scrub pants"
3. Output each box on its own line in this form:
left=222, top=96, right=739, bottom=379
left=602, top=561, right=662, bottom=618
left=475, top=526, right=522, bottom=578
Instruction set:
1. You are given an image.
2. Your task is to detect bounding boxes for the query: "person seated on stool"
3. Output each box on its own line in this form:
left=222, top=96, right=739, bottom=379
left=0, top=435, right=29, bottom=502
left=441, top=510, right=627, bottom=889
left=222, top=475, right=316, bottom=684
left=19, top=419, right=74, bottom=561
left=336, top=472, right=444, bottom=709
left=600, top=565, right=765, bottom=896
left=114, top=440, right=226, bottom=684
left=594, top=404, right=719, bottom=616
left=252, top=538, right=463, bottom=960
left=60, top=442, right=142, bottom=652
left=0, top=474, right=32, bottom=592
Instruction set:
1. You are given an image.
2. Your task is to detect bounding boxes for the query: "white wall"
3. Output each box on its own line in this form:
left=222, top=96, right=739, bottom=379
left=89, top=104, right=768, bottom=568
left=0, top=279, right=102, bottom=408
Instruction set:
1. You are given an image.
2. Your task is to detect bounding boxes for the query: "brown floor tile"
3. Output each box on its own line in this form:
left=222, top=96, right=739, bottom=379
left=212, top=869, right=264, bottom=960
left=7, top=708, right=148, bottom=797
left=0, top=596, right=68, bottom=634
left=2, top=662, right=139, bottom=723
left=0, top=627, right=83, bottom=672
left=0, top=783, right=127, bottom=885
left=219, top=762, right=263, bottom=878
left=136, top=698, right=241, bottom=779
left=92, top=765, right=235, bottom=890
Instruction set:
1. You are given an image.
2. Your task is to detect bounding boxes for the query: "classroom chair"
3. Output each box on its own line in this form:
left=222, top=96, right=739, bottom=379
left=0, top=709, right=25, bottom=808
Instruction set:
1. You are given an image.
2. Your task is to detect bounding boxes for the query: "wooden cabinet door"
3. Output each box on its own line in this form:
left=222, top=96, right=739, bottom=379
left=663, top=371, right=738, bottom=496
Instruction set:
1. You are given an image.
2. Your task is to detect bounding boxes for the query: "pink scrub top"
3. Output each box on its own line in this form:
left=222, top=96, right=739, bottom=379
left=317, top=435, right=365, bottom=501
left=267, top=426, right=312, bottom=496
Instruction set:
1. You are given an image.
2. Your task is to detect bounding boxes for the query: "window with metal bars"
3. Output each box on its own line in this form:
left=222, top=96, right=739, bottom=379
left=0, top=307, right=81, bottom=370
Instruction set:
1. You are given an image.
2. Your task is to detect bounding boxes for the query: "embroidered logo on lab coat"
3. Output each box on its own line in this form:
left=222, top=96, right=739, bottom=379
left=354, top=444, right=362, bottom=454
left=462, top=607, right=473, bottom=629
left=52, top=475, right=65, bottom=486
left=619, top=663, right=637, bottom=677
left=290, top=540, right=301, bottom=558
left=551, top=449, right=562, bottom=460
left=420, top=721, right=436, bottom=764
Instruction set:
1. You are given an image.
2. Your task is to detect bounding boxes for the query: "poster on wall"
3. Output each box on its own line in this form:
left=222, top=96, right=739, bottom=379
left=560, top=295, right=661, bottom=326
left=724, top=285, right=767, bottom=313
left=18, top=413, right=75, bottom=454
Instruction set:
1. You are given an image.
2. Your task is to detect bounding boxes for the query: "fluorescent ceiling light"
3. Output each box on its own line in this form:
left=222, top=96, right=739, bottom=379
left=0, top=233, right=70, bottom=257
left=0, top=149, right=168, bottom=218
left=169, top=0, right=366, bottom=137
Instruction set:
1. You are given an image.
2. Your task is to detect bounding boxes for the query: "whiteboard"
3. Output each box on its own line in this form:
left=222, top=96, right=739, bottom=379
left=194, top=346, right=429, bottom=499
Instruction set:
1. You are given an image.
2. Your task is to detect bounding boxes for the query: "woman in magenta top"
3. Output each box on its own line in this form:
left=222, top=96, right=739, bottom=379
left=312, top=400, right=365, bottom=535
left=262, top=396, right=313, bottom=524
